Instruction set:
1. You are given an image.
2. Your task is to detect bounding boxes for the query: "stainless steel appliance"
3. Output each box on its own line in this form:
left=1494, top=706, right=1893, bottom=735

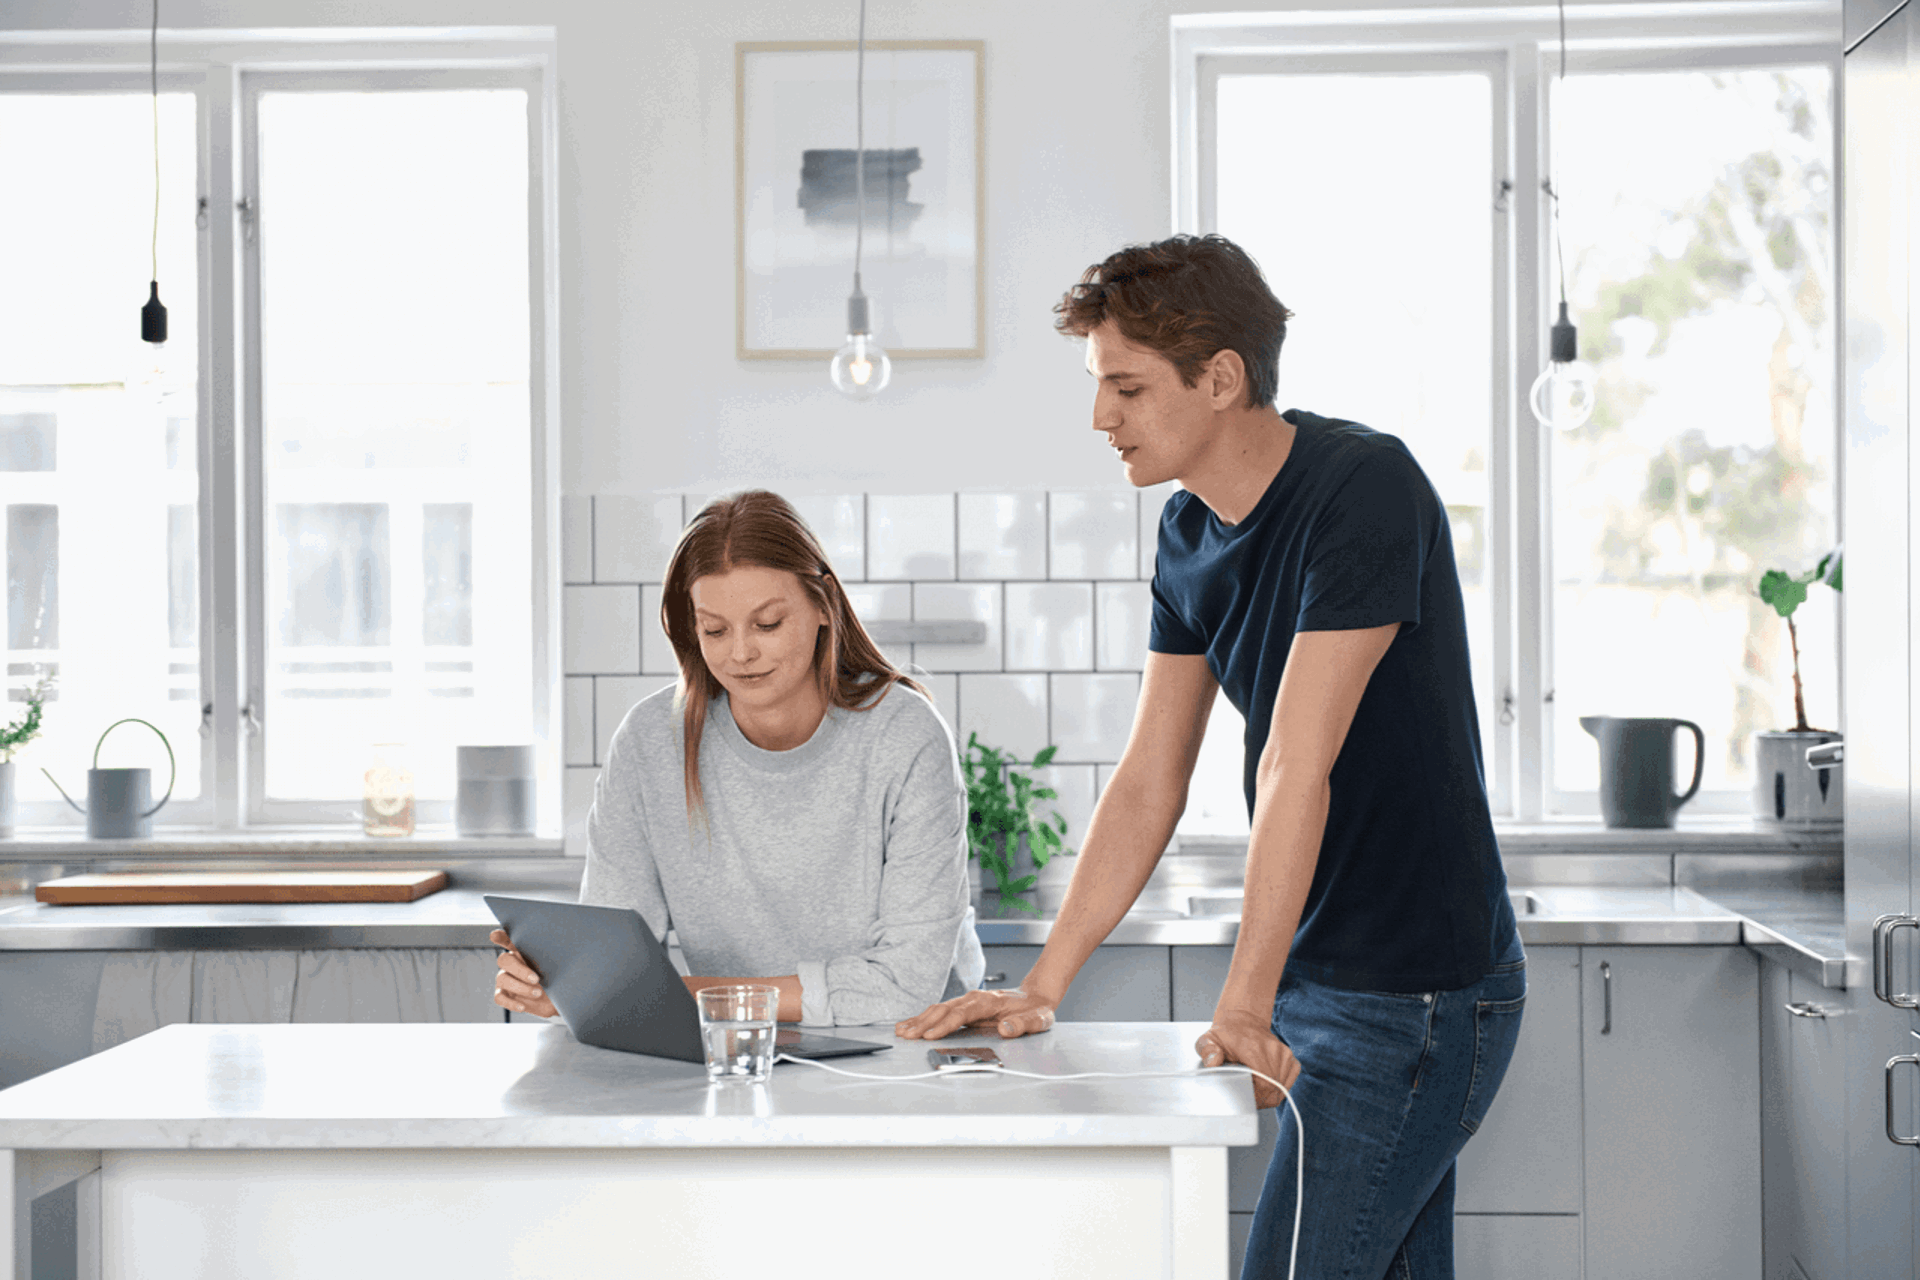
left=1841, top=0, right=1920, bottom=1271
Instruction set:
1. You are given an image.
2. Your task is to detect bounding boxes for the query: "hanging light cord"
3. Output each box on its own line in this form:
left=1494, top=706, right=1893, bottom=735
left=150, top=0, right=160, bottom=283
left=853, top=0, right=867, bottom=297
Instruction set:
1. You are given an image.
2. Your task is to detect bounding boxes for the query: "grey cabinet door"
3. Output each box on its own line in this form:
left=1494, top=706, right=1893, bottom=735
left=1582, top=946, right=1761, bottom=1280
left=0, top=951, right=109, bottom=1089
left=1783, top=971, right=1847, bottom=1280
left=978, top=945, right=1169, bottom=1021
left=1761, top=961, right=1794, bottom=1280
left=1453, top=1213, right=1581, bottom=1280
left=1454, top=946, right=1581, bottom=1214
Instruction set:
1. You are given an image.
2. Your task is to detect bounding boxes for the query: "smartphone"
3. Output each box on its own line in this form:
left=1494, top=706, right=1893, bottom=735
left=927, top=1046, right=1003, bottom=1071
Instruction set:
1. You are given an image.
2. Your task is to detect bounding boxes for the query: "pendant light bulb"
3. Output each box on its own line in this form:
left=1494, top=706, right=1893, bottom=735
left=1529, top=301, right=1596, bottom=430
left=830, top=291, right=891, bottom=399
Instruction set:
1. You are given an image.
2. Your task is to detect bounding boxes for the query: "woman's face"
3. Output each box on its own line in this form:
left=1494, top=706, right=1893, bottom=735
left=689, top=563, right=831, bottom=716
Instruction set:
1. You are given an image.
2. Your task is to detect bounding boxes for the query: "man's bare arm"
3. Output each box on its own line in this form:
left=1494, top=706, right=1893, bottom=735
left=1194, top=622, right=1399, bottom=1105
left=896, top=651, right=1217, bottom=1039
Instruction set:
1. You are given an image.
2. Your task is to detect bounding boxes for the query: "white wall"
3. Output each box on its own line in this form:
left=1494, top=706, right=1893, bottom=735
left=7, top=0, right=1780, bottom=498
left=4, top=0, right=1211, bottom=494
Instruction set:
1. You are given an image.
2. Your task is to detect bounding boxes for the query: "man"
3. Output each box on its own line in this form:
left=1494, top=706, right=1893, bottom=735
left=897, top=233, right=1524, bottom=1279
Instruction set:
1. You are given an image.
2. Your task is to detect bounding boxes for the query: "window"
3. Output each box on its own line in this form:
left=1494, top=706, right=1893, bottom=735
left=0, top=34, right=558, bottom=830
left=1177, top=7, right=1838, bottom=824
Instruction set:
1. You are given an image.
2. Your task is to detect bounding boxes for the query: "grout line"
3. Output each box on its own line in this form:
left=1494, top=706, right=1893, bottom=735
left=1043, top=491, right=1052, bottom=582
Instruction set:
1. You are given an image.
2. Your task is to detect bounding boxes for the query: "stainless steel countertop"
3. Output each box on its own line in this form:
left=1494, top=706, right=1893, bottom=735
left=0, top=881, right=1848, bottom=988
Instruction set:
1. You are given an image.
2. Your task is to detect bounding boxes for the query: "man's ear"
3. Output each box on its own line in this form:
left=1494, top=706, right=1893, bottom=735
left=1206, top=348, right=1248, bottom=410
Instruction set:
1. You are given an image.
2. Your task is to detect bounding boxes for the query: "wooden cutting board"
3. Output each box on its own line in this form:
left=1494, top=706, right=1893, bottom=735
left=34, top=870, right=449, bottom=905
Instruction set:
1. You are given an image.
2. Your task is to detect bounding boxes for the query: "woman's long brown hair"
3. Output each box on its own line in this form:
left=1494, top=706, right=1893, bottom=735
left=660, top=489, right=926, bottom=822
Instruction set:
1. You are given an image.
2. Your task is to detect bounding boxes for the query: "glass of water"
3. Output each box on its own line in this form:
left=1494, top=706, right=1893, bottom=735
left=696, top=984, right=779, bottom=1083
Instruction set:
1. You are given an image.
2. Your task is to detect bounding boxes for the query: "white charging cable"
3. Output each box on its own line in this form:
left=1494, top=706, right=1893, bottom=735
left=774, top=1052, right=1304, bottom=1280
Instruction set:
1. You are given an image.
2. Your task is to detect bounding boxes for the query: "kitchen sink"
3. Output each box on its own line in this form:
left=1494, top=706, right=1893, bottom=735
left=1184, top=887, right=1547, bottom=917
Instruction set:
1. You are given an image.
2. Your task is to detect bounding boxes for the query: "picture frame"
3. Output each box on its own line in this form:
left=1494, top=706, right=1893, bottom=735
left=735, top=40, right=984, bottom=360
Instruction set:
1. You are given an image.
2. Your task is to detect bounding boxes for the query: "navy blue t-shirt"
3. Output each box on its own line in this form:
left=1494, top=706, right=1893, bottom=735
left=1149, top=409, right=1517, bottom=993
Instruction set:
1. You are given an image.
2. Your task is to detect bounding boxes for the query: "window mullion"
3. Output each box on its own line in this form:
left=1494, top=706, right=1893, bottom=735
left=1512, top=42, right=1549, bottom=822
left=198, top=64, right=244, bottom=830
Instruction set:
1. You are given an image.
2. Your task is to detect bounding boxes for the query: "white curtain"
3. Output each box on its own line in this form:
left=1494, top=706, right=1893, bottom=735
left=91, top=948, right=501, bottom=1053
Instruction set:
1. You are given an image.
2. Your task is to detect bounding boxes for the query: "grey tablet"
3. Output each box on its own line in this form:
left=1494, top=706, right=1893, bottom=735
left=483, top=895, right=891, bottom=1064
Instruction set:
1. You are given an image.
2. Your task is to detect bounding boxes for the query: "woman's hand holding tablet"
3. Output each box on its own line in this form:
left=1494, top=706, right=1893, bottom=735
left=490, top=927, right=557, bottom=1019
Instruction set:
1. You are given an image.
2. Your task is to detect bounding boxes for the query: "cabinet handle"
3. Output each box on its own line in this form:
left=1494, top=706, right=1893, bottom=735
left=980, top=972, right=1008, bottom=987
left=1885, top=1054, right=1920, bottom=1147
left=1600, top=961, right=1612, bottom=1035
left=1872, top=915, right=1920, bottom=1009
left=1785, top=1001, right=1834, bottom=1019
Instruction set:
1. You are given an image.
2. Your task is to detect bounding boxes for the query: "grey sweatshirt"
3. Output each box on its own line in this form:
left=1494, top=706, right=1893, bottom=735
left=579, top=681, right=986, bottom=1026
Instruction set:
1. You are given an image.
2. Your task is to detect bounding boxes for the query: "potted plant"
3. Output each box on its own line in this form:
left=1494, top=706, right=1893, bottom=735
left=961, top=732, right=1070, bottom=916
left=0, top=672, right=54, bottom=838
left=1753, top=549, right=1842, bottom=825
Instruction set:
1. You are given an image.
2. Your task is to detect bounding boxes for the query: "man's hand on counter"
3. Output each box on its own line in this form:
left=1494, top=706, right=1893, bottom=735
left=895, top=987, right=1059, bottom=1040
left=490, top=927, right=557, bottom=1019
left=1195, top=1007, right=1299, bottom=1109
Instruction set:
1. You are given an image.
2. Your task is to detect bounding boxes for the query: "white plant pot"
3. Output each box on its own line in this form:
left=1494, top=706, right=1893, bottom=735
left=1752, top=730, right=1843, bottom=827
left=0, top=760, right=13, bottom=838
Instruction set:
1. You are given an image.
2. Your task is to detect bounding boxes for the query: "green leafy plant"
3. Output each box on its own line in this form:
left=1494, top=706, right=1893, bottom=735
left=0, top=673, right=54, bottom=764
left=1757, top=548, right=1842, bottom=732
left=961, top=732, right=1070, bottom=916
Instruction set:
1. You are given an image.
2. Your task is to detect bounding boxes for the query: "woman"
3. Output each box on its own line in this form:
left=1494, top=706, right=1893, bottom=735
left=494, top=490, right=984, bottom=1025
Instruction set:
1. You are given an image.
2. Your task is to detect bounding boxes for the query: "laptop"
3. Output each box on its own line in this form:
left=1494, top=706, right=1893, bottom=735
left=483, top=895, right=891, bottom=1064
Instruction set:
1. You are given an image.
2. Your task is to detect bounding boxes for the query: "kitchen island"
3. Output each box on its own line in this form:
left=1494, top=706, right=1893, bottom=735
left=0, top=1020, right=1256, bottom=1280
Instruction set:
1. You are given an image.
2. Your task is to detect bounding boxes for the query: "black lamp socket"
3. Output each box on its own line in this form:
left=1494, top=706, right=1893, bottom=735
left=141, top=280, right=168, bottom=345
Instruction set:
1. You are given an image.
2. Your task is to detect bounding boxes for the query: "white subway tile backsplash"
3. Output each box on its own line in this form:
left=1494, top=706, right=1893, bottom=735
left=564, top=584, right=641, bottom=674
left=791, top=494, right=867, bottom=581
left=843, top=582, right=913, bottom=670
left=868, top=495, right=956, bottom=580
left=844, top=582, right=912, bottom=623
left=914, top=583, right=1003, bottom=672
left=639, top=584, right=676, bottom=675
left=1096, top=581, right=1152, bottom=671
left=1006, top=582, right=1092, bottom=672
left=958, top=493, right=1046, bottom=580
left=1029, top=763, right=1097, bottom=855
left=562, top=496, right=593, bottom=584
left=594, top=675, right=677, bottom=764
left=594, top=495, right=684, bottom=583
left=1051, top=672, right=1140, bottom=762
left=957, top=673, right=1049, bottom=760
left=1050, top=491, right=1138, bottom=580
left=1138, top=482, right=1179, bottom=579
left=564, top=677, right=596, bottom=766
left=564, top=765, right=599, bottom=859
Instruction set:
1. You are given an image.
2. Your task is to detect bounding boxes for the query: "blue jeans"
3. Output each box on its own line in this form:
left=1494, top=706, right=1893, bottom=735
left=1240, top=941, right=1527, bottom=1280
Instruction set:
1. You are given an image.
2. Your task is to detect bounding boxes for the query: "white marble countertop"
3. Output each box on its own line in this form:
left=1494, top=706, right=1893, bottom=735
left=0, top=1021, right=1258, bottom=1151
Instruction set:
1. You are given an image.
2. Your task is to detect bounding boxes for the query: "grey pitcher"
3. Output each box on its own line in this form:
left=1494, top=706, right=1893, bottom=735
left=1579, top=716, right=1705, bottom=829
left=43, top=718, right=176, bottom=839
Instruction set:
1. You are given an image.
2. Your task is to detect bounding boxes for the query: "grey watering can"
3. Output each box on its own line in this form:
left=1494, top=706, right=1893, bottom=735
left=1579, top=716, right=1705, bottom=829
left=42, top=718, right=176, bottom=839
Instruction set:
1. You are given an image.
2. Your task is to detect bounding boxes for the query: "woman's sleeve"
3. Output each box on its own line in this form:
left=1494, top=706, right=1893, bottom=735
left=797, top=707, right=974, bottom=1025
left=576, top=711, right=672, bottom=943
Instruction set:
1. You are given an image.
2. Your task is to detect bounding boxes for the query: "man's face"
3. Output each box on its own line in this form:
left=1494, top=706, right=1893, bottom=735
left=1085, top=320, right=1219, bottom=488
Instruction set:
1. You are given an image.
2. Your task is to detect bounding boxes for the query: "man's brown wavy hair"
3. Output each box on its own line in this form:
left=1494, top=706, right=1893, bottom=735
left=1053, top=233, right=1294, bottom=410
left=660, top=489, right=925, bottom=822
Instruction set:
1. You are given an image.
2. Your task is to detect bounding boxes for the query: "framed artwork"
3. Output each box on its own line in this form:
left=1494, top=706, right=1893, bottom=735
left=736, top=40, right=984, bottom=360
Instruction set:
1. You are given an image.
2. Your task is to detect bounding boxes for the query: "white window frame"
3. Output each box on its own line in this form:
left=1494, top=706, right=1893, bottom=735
left=1174, top=3, right=1842, bottom=821
left=0, top=29, right=563, bottom=833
